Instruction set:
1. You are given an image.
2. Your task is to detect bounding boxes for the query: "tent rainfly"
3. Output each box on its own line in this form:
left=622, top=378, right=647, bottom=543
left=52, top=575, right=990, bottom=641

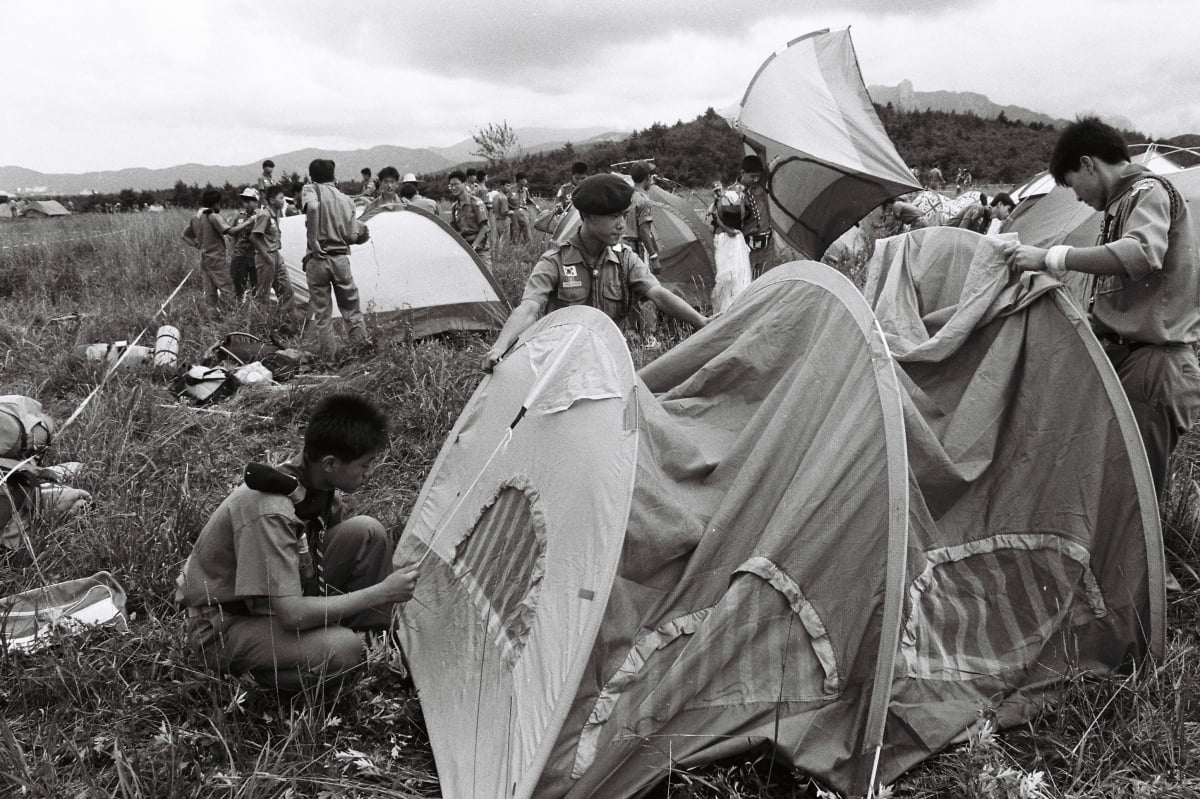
left=279, top=206, right=508, bottom=338
left=396, top=227, right=1160, bottom=798
left=728, top=28, right=921, bottom=260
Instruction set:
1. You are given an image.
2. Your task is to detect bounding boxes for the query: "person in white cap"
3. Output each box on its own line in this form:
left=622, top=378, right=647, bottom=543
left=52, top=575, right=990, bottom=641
left=227, top=187, right=261, bottom=300
left=399, top=173, right=439, bottom=215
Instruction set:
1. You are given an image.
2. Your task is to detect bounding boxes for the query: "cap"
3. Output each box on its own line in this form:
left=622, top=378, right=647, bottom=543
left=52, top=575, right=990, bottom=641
left=239, top=187, right=259, bottom=200
left=401, top=173, right=418, bottom=183
left=629, top=161, right=655, bottom=183
left=741, top=154, right=764, bottom=174
left=572, top=174, right=635, bottom=215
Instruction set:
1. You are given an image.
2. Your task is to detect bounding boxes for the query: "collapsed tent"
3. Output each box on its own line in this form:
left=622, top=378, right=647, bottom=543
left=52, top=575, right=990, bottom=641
left=395, top=226, right=1160, bottom=798
left=552, top=184, right=716, bottom=307
left=279, top=207, right=508, bottom=338
left=728, top=28, right=921, bottom=260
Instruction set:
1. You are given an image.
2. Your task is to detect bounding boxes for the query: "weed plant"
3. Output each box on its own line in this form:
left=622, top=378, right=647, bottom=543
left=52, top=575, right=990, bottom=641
left=0, top=212, right=1197, bottom=797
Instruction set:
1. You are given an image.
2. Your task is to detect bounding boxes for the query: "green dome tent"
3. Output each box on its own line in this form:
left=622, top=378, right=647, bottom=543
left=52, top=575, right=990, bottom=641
left=395, top=227, right=1159, bottom=797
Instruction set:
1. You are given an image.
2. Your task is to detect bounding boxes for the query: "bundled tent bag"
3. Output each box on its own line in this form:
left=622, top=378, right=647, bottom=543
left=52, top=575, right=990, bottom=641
left=0, top=395, right=54, bottom=460
left=0, top=571, right=129, bottom=652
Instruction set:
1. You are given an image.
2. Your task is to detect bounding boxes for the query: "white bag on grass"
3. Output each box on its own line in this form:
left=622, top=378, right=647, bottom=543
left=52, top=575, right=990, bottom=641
left=0, top=571, right=129, bottom=652
left=711, top=232, right=753, bottom=314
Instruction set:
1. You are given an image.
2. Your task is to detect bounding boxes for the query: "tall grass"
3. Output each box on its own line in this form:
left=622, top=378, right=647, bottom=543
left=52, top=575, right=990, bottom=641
left=0, top=211, right=1198, bottom=797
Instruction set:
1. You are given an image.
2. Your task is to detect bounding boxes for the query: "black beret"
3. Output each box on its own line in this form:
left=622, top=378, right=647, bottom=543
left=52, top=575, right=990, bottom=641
left=572, top=174, right=634, bottom=215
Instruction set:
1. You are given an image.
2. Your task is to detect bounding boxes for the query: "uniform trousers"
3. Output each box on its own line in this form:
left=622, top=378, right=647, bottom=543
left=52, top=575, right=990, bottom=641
left=186, top=515, right=395, bottom=693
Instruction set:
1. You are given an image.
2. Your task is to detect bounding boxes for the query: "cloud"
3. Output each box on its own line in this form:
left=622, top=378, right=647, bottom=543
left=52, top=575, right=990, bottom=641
left=2, top=0, right=1196, bottom=173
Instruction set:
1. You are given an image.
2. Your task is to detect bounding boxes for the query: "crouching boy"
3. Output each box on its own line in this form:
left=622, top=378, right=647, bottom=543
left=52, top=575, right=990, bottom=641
left=176, top=393, right=417, bottom=696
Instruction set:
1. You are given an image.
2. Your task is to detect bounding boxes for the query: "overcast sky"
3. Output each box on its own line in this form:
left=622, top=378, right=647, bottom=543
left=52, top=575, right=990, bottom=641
left=3, top=0, right=1197, bottom=174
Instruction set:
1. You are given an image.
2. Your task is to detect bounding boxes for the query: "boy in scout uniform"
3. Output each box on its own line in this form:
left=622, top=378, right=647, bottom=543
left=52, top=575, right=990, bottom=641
left=177, top=393, right=418, bottom=697
left=481, top=174, right=708, bottom=371
left=1005, top=117, right=1200, bottom=499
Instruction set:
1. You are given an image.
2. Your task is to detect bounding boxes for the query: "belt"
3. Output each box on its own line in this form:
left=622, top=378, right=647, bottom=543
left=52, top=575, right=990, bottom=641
left=1097, top=333, right=1149, bottom=352
left=185, top=599, right=253, bottom=618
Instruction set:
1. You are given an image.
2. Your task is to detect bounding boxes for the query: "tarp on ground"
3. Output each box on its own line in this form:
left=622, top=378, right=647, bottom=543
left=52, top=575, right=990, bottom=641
left=396, top=227, right=1160, bottom=798
left=552, top=183, right=716, bottom=307
left=728, top=28, right=921, bottom=260
left=279, top=206, right=508, bottom=338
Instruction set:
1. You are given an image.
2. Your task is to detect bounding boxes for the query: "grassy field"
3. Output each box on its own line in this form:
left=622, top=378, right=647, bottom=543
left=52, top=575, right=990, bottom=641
left=0, top=209, right=1198, bottom=798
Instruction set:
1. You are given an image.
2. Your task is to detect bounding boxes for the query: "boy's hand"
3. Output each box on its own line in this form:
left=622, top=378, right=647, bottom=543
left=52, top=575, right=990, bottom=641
left=380, top=564, right=419, bottom=604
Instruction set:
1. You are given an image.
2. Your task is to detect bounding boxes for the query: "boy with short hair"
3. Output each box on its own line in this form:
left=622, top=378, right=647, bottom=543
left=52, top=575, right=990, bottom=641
left=302, top=159, right=373, bottom=360
left=177, top=393, right=418, bottom=695
left=251, top=186, right=296, bottom=317
left=182, top=188, right=236, bottom=310
left=256, top=160, right=277, bottom=200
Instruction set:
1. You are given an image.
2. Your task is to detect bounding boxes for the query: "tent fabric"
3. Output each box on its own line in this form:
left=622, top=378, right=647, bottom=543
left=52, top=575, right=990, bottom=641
left=397, top=228, right=1159, bottom=798
left=731, top=28, right=921, bottom=260
left=279, top=206, right=507, bottom=338
left=552, top=184, right=716, bottom=307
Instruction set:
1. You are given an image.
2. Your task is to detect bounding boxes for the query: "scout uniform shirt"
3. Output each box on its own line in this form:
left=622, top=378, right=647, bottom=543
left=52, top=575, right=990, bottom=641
left=251, top=205, right=283, bottom=254
left=301, top=182, right=358, bottom=255
left=1091, top=163, right=1200, bottom=345
left=521, top=230, right=661, bottom=322
left=623, top=187, right=655, bottom=255
left=451, top=193, right=489, bottom=241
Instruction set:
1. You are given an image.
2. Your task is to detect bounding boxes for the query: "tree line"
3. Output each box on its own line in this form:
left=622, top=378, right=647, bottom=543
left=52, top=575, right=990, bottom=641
left=48, top=105, right=1180, bottom=212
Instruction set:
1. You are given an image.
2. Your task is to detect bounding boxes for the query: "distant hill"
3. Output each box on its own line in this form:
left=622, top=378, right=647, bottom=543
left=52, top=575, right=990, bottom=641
left=868, top=80, right=1136, bottom=132
left=0, top=126, right=629, bottom=196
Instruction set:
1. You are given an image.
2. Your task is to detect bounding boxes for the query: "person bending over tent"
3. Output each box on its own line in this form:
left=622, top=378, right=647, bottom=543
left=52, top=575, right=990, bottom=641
left=950, top=192, right=1015, bottom=235
left=1006, top=117, right=1200, bottom=499
left=481, top=173, right=709, bottom=371
left=176, top=393, right=419, bottom=696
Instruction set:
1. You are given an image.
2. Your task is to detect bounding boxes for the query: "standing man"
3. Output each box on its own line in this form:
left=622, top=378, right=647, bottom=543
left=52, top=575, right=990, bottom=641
left=448, top=170, right=491, bottom=265
left=256, top=160, right=277, bottom=202
left=1005, top=117, right=1200, bottom=499
left=732, top=155, right=773, bottom=278
left=555, top=161, right=589, bottom=213
left=490, top=178, right=510, bottom=255
left=251, top=185, right=296, bottom=323
left=626, top=161, right=662, bottom=346
left=227, top=188, right=261, bottom=300
left=508, top=172, right=539, bottom=244
left=301, top=159, right=373, bottom=361
left=359, top=168, right=378, bottom=199
left=182, top=189, right=236, bottom=312
left=481, top=174, right=708, bottom=371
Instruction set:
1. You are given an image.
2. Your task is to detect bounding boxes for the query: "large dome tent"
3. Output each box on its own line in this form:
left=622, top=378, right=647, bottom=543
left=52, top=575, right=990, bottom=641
left=279, top=206, right=508, bottom=339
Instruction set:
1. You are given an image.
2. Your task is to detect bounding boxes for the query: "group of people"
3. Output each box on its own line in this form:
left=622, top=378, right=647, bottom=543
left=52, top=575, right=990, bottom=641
left=182, top=158, right=376, bottom=361
left=175, top=117, right=1200, bottom=707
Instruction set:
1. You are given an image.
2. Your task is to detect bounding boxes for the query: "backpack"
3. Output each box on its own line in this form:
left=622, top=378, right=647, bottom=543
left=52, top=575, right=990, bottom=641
left=0, top=396, right=54, bottom=460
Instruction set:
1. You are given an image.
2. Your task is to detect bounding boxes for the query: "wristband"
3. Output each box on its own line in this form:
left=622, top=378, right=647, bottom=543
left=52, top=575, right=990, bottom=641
left=1045, top=245, right=1071, bottom=275
left=649, top=254, right=659, bottom=260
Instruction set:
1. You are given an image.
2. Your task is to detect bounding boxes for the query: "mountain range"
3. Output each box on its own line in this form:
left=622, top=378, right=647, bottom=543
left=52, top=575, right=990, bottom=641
left=867, top=80, right=1136, bottom=132
left=0, top=127, right=627, bottom=197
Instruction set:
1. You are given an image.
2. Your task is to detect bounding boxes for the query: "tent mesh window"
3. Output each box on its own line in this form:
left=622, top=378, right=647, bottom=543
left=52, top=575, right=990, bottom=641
left=902, top=541, right=1104, bottom=681
left=454, top=485, right=546, bottom=666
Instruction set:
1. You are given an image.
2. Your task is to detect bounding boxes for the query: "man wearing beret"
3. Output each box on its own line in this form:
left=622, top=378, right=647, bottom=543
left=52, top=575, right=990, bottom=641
left=481, top=174, right=708, bottom=371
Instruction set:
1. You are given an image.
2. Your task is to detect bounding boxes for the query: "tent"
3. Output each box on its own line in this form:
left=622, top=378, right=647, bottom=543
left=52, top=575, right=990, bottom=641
left=728, top=28, right=921, bottom=260
left=552, top=183, right=716, bottom=307
left=395, top=227, right=1159, bottom=798
left=18, top=200, right=70, bottom=218
left=279, top=206, right=508, bottom=338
